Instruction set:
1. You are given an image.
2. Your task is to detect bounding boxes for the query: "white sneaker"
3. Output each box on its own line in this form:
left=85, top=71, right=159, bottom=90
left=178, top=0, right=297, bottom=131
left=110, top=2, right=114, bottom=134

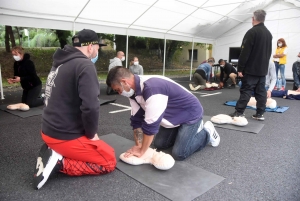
left=33, top=148, right=63, bottom=189
left=204, top=121, right=220, bottom=147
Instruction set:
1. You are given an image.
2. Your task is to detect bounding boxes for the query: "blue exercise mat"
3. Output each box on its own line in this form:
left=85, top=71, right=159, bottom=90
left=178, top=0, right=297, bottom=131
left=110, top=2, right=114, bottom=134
left=225, top=101, right=289, bottom=113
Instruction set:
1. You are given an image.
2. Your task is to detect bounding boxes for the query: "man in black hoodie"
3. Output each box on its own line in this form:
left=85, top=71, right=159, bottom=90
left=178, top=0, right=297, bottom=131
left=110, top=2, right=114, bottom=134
left=229, top=10, right=272, bottom=121
left=33, top=29, right=116, bottom=190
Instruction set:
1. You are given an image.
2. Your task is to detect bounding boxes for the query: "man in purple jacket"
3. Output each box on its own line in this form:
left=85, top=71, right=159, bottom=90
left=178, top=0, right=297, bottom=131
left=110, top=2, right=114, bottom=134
left=106, top=66, right=220, bottom=161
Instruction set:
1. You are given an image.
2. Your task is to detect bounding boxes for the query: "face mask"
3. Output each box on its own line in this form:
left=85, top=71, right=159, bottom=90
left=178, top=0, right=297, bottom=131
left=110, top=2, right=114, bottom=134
left=297, top=57, right=300, bottom=63
left=121, top=56, right=125, bottom=61
left=120, top=82, right=135, bottom=97
left=91, top=52, right=98, bottom=63
left=13, top=55, right=21, bottom=61
left=278, top=43, right=282, bottom=47
left=220, top=65, right=224, bottom=67
left=134, top=61, right=139, bottom=65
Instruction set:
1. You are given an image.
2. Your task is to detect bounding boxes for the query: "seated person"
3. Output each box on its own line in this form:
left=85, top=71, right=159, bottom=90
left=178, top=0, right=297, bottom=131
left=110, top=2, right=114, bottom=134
left=216, top=59, right=237, bottom=88
left=189, top=58, right=214, bottom=90
left=7, top=46, right=44, bottom=110
left=129, top=57, right=143, bottom=75
left=292, top=52, right=300, bottom=91
left=106, top=66, right=220, bottom=161
left=265, top=60, right=277, bottom=98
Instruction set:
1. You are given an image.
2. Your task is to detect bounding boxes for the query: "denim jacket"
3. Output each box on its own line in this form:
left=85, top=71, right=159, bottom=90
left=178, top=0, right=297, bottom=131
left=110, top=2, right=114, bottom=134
left=197, top=63, right=211, bottom=82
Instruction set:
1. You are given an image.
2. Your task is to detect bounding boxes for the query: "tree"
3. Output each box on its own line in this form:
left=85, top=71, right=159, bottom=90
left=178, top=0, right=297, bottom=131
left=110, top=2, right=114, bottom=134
left=5, top=26, right=16, bottom=52
left=55, top=30, right=71, bottom=49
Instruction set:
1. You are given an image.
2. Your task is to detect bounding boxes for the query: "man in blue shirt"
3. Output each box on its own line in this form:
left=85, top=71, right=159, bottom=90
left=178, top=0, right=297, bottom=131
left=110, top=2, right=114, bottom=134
left=189, top=58, right=214, bottom=90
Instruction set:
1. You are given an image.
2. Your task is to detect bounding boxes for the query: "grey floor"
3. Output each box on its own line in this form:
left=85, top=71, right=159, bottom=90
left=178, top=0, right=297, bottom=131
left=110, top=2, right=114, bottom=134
left=0, top=77, right=299, bottom=201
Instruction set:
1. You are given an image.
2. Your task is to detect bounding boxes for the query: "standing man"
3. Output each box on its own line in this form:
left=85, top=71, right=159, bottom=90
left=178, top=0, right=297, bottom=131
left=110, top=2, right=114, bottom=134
left=106, top=51, right=126, bottom=94
left=292, top=52, right=300, bottom=92
left=106, top=67, right=220, bottom=161
left=33, top=29, right=116, bottom=190
left=216, top=59, right=238, bottom=88
left=229, top=10, right=272, bottom=121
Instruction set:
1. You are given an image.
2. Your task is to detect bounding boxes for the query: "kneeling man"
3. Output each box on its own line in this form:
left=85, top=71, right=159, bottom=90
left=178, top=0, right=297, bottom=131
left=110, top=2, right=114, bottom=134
left=106, top=67, right=220, bottom=161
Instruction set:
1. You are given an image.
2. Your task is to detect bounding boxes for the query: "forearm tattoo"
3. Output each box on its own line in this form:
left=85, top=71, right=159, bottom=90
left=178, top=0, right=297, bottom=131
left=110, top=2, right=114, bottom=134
left=134, top=128, right=143, bottom=144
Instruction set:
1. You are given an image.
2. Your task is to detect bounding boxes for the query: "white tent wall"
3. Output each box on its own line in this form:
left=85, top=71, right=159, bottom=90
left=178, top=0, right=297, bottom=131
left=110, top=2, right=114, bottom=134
left=213, top=0, right=300, bottom=80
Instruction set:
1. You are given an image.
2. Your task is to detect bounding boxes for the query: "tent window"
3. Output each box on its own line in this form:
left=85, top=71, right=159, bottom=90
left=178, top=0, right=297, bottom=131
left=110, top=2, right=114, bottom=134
left=189, top=49, right=198, bottom=61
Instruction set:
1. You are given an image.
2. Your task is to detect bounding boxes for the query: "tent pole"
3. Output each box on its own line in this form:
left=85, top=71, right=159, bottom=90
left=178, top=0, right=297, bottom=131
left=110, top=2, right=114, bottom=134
left=126, top=30, right=129, bottom=68
left=73, top=0, right=91, bottom=35
left=0, top=64, right=4, bottom=100
left=163, top=36, right=167, bottom=76
left=190, top=38, right=194, bottom=81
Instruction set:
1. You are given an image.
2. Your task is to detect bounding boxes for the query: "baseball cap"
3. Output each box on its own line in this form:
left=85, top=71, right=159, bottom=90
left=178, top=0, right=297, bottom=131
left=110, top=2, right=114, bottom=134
left=72, top=29, right=107, bottom=47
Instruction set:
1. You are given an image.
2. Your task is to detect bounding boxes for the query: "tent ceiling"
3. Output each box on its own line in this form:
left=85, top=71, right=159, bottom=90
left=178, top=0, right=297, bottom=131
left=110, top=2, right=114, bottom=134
left=0, top=0, right=299, bottom=43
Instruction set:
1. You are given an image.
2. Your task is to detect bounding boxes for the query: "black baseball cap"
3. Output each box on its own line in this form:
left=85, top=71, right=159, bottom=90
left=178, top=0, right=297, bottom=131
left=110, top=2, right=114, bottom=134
left=72, top=29, right=107, bottom=47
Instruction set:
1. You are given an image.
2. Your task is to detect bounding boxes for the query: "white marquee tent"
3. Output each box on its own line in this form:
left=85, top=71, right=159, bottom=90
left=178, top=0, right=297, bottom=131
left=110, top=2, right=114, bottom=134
left=0, top=0, right=300, bottom=98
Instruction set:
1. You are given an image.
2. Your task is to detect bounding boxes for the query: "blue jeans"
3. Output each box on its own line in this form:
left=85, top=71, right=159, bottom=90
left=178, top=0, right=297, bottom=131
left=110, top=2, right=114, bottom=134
left=153, top=118, right=209, bottom=161
left=274, top=62, right=286, bottom=88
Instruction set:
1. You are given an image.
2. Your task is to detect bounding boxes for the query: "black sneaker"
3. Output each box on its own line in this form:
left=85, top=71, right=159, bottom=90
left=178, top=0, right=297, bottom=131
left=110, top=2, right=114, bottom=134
left=229, top=111, right=245, bottom=118
left=252, top=114, right=265, bottom=121
left=229, top=84, right=236, bottom=89
left=33, top=148, right=63, bottom=190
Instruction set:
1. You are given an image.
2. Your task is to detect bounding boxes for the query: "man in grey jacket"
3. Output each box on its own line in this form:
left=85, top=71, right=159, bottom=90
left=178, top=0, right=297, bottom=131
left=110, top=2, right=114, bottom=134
left=108, top=51, right=125, bottom=71
left=33, top=29, right=116, bottom=190
left=107, top=51, right=126, bottom=94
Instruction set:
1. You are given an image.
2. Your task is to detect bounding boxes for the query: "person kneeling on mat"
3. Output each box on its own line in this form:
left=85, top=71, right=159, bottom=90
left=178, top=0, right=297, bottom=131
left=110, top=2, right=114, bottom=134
left=216, top=59, right=237, bottom=89
left=106, top=66, right=220, bottom=161
left=33, top=29, right=116, bottom=190
left=6, top=46, right=44, bottom=111
left=189, top=58, right=215, bottom=91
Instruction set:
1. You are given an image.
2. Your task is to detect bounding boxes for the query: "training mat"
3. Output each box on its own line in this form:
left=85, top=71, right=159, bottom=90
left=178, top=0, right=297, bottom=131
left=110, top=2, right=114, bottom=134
left=99, top=98, right=116, bottom=105
left=225, top=101, right=289, bottom=113
left=203, top=115, right=264, bottom=134
left=0, top=105, right=43, bottom=118
left=101, top=133, right=224, bottom=201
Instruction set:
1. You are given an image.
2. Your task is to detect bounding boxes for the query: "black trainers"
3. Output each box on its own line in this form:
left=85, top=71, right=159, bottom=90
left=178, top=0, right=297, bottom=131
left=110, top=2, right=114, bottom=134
left=252, top=114, right=265, bottom=121
left=33, top=148, right=63, bottom=190
left=229, top=111, right=245, bottom=118
left=229, top=84, right=236, bottom=89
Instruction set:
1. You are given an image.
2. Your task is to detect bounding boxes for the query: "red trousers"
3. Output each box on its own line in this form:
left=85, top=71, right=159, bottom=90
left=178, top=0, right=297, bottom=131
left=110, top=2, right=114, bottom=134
left=42, top=133, right=116, bottom=176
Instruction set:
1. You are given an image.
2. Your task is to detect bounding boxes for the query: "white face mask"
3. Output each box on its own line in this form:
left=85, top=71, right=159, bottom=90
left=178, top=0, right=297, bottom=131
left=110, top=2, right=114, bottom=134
left=13, top=55, right=21, bottom=61
left=220, top=65, right=224, bottom=67
left=120, top=82, right=135, bottom=97
left=278, top=43, right=282, bottom=47
left=297, top=57, right=300, bottom=62
left=121, top=56, right=125, bottom=61
left=134, top=61, right=139, bottom=65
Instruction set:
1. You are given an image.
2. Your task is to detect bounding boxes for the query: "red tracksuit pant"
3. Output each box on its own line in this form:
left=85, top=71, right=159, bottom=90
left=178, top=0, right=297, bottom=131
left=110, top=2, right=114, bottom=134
left=42, top=133, right=117, bottom=176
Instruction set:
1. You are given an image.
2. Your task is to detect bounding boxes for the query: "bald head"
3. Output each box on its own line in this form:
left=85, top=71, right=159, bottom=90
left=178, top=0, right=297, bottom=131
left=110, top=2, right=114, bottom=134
left=117, top=51, right=125, bottom=59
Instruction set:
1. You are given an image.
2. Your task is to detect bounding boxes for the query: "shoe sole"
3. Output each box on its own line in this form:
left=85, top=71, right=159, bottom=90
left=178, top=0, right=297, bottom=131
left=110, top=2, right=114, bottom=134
left=204, top=121, right=220, bottom=147
left=252, top=116, right=264, bottom=121
left=34, top=149, right=61, bottom=189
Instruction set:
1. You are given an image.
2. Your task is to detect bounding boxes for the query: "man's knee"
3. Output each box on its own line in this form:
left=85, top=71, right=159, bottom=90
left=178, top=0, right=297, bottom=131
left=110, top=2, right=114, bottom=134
left=171, top=150, right=187, bottom=161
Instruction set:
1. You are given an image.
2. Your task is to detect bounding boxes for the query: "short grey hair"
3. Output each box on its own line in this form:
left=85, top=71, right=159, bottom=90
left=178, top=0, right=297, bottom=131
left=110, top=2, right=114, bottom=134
left=253, top=9, right=266, bottom=22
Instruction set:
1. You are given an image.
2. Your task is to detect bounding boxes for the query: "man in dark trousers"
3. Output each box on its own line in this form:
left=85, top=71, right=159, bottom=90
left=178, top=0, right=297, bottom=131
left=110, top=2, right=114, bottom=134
left=216, top=59, right=238, bottom=88
left=229, top=9, right=272, bottom=121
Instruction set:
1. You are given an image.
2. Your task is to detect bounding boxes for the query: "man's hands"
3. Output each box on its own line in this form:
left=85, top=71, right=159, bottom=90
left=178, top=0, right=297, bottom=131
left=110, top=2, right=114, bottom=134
left=267, top=90, right=271, bottom=98
left=297, top=87, right=300, bottom=92
left=124, top=145, right=143, bottom=158
left=238, top=72, right=243, bottom=77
